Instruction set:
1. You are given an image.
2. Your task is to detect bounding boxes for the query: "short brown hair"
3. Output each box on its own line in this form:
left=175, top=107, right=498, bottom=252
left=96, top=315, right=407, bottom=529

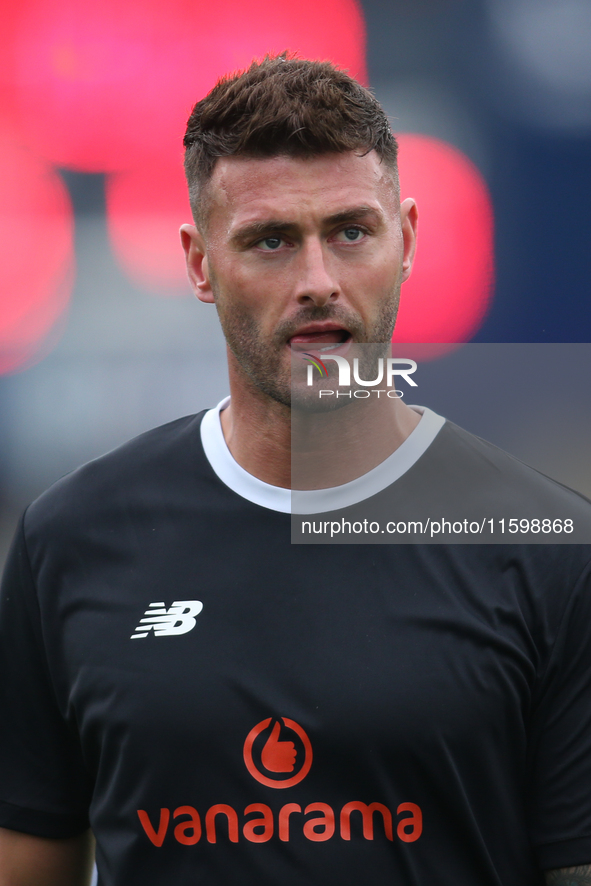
left=183, top=54, right=399, bottom=227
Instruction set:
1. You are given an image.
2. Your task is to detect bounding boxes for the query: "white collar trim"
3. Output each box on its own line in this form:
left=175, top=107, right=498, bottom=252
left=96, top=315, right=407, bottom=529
left=200, top=397, right=446, bottom=514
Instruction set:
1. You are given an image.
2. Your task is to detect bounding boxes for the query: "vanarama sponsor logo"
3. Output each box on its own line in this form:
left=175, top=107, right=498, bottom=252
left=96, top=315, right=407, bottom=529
left=244, top=717, right=313, bottom=788
left=306, top=353, right=418, bottom=400
left=137, top=717, right=423, bottom=847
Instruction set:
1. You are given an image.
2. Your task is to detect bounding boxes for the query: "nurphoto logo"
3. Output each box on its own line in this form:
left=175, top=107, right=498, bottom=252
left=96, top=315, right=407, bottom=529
left=305, top=352, right=418, bottom=400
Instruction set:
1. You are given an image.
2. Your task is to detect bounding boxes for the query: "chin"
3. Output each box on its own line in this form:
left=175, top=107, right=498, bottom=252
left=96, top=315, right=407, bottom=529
left=289, top=383, right=358, bottom=414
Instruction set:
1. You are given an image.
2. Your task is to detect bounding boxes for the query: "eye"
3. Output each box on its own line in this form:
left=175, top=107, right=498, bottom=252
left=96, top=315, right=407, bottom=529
left=257, top=236, right=285, bottom=251
left=335, top=227, right=366, bottom=243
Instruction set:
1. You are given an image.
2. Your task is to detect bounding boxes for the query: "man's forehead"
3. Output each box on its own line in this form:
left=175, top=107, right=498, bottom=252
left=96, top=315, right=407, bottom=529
left=206, top=151, right=398, bottom=229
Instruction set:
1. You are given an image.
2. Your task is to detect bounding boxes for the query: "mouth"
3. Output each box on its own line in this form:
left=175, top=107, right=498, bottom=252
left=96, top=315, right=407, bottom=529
left=288, top=326, right=352, bottom=353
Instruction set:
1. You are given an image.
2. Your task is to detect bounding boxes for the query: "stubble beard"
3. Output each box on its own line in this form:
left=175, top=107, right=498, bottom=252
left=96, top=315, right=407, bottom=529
left=213, top=284, right=402, bottom=411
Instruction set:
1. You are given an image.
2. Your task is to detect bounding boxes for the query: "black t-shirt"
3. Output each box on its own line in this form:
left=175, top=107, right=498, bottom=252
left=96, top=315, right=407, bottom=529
left=2, top=404, right=591, bottom=886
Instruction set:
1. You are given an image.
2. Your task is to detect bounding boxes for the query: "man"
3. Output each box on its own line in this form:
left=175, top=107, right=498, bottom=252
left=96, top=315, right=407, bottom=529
left=1, top=55, right=591, bottom=886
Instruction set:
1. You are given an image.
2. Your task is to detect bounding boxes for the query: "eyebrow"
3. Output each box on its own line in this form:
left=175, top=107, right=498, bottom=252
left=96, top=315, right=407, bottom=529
left=324, top=206, right=382, bottom=226
left=230, top=206, right=383, bottom=247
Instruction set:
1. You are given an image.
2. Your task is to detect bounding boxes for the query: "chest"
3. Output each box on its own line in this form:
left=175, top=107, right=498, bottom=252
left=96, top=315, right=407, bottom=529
left=45, top=532, right=540, bottom=773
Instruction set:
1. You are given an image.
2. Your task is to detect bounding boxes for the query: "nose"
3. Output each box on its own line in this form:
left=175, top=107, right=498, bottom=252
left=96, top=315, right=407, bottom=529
left=294, top=239, right=340, bottom=307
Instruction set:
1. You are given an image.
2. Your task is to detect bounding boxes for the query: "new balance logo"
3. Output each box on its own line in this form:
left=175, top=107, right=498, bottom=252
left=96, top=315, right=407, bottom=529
left=131, top=601, right=203, bottom=639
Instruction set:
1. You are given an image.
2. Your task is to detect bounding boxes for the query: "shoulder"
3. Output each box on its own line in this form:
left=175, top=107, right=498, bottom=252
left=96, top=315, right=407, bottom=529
left=372, top=416, right=591, bottom=547
left=429, top=419, right=591, bottom=513
left=24, top=411, right=209, bottom=546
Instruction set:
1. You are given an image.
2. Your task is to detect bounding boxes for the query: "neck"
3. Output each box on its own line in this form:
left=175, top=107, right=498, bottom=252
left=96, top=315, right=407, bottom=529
left=220, top=350, right=421, bottom=489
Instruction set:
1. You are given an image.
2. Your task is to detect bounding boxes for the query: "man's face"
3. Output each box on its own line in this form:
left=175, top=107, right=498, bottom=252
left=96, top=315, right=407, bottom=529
left=181, top=151, right=417, bottom=408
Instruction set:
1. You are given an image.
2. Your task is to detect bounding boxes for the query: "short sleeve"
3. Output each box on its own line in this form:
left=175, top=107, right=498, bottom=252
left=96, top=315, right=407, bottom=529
left=527, top=554, right=591, bottom=870
left=0, top=514, right=91, bottom=837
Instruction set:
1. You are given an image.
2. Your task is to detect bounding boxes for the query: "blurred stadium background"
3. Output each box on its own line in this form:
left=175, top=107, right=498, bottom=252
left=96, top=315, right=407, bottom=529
left=1, top=0, right=591, bottom=569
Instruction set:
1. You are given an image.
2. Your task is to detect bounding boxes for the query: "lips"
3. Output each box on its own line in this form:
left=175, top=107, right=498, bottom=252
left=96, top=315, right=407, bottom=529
left=288, top=326, right=351, bottom=348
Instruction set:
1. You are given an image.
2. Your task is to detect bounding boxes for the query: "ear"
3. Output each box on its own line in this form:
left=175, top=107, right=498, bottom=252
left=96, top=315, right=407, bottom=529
left=400, top=198, right=418, bottom=283
left=180, top=224, right=214, bottom=303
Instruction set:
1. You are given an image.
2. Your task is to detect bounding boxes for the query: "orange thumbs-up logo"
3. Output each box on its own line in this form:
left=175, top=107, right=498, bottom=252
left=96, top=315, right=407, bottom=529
left=243, top=718, right=313, bottom=788
left=261, top=721, right=297, bottom=773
